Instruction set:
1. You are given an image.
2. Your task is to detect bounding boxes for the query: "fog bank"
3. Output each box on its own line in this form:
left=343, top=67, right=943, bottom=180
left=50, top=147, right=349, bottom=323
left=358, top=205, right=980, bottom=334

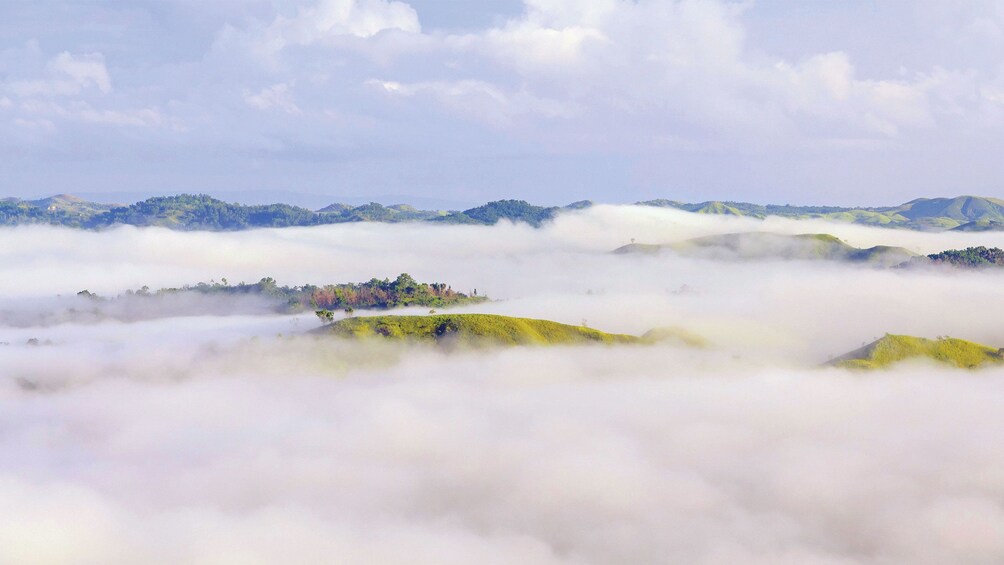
left=2, top=209, right=1004, bottom=563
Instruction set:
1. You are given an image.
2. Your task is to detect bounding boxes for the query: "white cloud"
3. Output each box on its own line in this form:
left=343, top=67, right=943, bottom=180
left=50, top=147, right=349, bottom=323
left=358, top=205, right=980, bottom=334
left=16, top=99, right=165, bottom=128
left=49, top=51, right=112, bottom=94
left=244, top=83, right=302, bottom=114
left=261, top=0, right=420, bottom=55
left=367, top=78, right=577, bottom=127
left=8, top=51, right=112, bottom=97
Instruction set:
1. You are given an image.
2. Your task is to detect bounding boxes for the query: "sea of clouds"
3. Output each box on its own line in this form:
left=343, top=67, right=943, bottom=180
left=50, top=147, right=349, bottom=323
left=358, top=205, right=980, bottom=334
left=2, top=206, right=1004, bottom=564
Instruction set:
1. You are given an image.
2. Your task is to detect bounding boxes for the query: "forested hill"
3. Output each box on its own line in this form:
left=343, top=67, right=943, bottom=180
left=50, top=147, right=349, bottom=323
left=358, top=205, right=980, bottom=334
left=71, top=273, right=487, bottom=315
left=921, top=246, right=1004, bottom=268
left=3, top=192, right=1004, bottom=232
left=0, top=194, right=565, bottom=230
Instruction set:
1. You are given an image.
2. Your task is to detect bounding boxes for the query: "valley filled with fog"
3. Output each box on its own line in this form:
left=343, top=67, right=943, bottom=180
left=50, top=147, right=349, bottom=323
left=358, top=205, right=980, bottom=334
left=3, top=206, right=1004, bottom=564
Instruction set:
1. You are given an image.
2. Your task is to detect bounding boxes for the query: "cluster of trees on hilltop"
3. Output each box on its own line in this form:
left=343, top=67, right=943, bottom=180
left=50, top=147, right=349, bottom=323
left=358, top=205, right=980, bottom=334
left=435, top=199, right=559, bottom=227
left=925, top=246, right=1004, bottom=268
left=306, top=273, right=477, bottom=310
left=92, top=273, right=486, bottom=312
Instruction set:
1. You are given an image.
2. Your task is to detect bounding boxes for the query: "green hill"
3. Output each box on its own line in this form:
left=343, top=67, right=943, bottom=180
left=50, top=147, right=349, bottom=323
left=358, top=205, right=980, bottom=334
left=830, top=334, right=1004, bottom=370
left=884, top=196, right=1004, bottom=225
left=3, top=192, right=1003, bottom=232
left=316, top=201, right=445, bottom=222
left=637, top=195, right=1004, bottom=231
left=320, top=314, right=642, bottom=347
left=951, top=219, right=1004, bottom=232
left=921, top=246, right=1004, bottom=268
left=615, top=232, right=917, bottom=266
left=433, top=200, right=558, bottom=227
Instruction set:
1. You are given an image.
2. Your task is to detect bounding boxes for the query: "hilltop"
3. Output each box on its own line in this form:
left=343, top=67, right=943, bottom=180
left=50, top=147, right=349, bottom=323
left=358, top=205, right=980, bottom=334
left=900, top=246, right=1004, bottom=269
left=319, top=313, right=642, bottom=347
left=615, top=232, right=918, bottom=266
left=830, top=334, right=1004, bottom=370
left=2, top=192, right=1003, bottom=231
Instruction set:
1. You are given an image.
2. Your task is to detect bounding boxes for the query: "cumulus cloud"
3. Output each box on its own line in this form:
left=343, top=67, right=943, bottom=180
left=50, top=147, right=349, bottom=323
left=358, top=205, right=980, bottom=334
left=4, top=1, right=1004, bottom=202
left=271, top=0, right=420, bottom=41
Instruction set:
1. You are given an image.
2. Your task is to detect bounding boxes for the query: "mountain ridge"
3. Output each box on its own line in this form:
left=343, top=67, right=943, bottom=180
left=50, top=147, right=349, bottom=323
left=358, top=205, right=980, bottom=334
left=2, top=192, right=1003, bottom=232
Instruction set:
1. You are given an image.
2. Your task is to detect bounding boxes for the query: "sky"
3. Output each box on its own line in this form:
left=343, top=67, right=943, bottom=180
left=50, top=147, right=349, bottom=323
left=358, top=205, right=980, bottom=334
left=2, top=0, right=1004, bottom=206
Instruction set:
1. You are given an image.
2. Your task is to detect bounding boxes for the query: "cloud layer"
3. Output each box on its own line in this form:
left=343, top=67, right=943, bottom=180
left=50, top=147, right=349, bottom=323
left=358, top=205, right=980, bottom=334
left=2, top=212, right=1004, bottom=562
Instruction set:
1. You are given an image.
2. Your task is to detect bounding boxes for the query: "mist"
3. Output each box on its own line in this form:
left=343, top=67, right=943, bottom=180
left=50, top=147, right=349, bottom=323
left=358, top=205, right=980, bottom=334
left=3, top=207, right=1004, bottom=563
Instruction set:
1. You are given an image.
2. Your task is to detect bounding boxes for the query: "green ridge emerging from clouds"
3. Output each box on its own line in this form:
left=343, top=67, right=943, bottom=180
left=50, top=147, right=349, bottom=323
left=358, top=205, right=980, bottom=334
left=831, top=334, right=1004, bottom=370
left=320, top=314, right=644, bottom=347
left=638, top=195, right=1004, bottom=231
left=615, top=232, right=918, bottom=266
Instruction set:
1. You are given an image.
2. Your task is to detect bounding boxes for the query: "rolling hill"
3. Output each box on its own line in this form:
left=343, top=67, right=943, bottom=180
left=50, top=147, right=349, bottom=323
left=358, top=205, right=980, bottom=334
left=830, top=334, right=1004, bottom=370
left=614, top=232, right=918, bottom=266
left=319, top=314, right=643, bottom=347
left=951, top=219, right=1004, bottom=232
left=637, top=195, right=1004, bottom=231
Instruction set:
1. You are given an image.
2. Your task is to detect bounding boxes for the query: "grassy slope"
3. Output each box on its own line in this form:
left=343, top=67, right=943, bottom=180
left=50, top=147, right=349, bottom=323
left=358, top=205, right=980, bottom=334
left=322, top=314, right=642, bottom=347
left=832, top=334, right=1004, bottom=370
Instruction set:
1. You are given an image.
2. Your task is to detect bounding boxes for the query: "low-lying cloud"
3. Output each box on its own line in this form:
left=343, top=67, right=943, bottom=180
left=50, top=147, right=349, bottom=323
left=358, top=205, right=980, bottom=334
left=2, top=207, right=1004, bottom=563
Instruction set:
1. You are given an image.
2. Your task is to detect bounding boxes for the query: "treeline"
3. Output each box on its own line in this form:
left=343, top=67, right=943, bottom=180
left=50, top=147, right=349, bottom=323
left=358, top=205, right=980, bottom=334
left=433, top=199, right=560, bottom=227
left=924, top=246, right=1004, bottom=268
left=82, top=273, right=487, bottom=312
left=0, top=194, right=583, bottom=230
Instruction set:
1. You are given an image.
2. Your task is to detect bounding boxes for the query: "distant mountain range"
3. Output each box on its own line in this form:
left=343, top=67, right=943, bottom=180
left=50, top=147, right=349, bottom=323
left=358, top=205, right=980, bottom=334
left=2, top=192, right=1004, bottom=231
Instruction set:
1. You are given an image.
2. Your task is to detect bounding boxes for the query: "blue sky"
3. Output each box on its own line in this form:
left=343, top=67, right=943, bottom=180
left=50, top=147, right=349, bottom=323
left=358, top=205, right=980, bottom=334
left=2, top=0, right=1004, bottom=206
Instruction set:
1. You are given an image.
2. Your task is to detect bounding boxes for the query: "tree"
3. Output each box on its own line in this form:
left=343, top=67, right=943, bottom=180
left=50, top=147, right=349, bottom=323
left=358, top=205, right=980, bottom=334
left=343, top=306, right=355, bottom=317
left=315, top=309, right=335, bottom=325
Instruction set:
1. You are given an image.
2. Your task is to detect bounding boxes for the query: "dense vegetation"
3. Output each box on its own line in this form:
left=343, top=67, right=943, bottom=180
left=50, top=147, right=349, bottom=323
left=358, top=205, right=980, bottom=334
left=87, top=273, right=486, bottom=313
left=320, top=313, right=640, bottom=347
left=91, top=195, right=328, bottom=230
left=831, top=334, right=1004, bottom=369
left=924, top=246, right=1004, bottom=268
left=434, top=200, right=559, bottom=227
